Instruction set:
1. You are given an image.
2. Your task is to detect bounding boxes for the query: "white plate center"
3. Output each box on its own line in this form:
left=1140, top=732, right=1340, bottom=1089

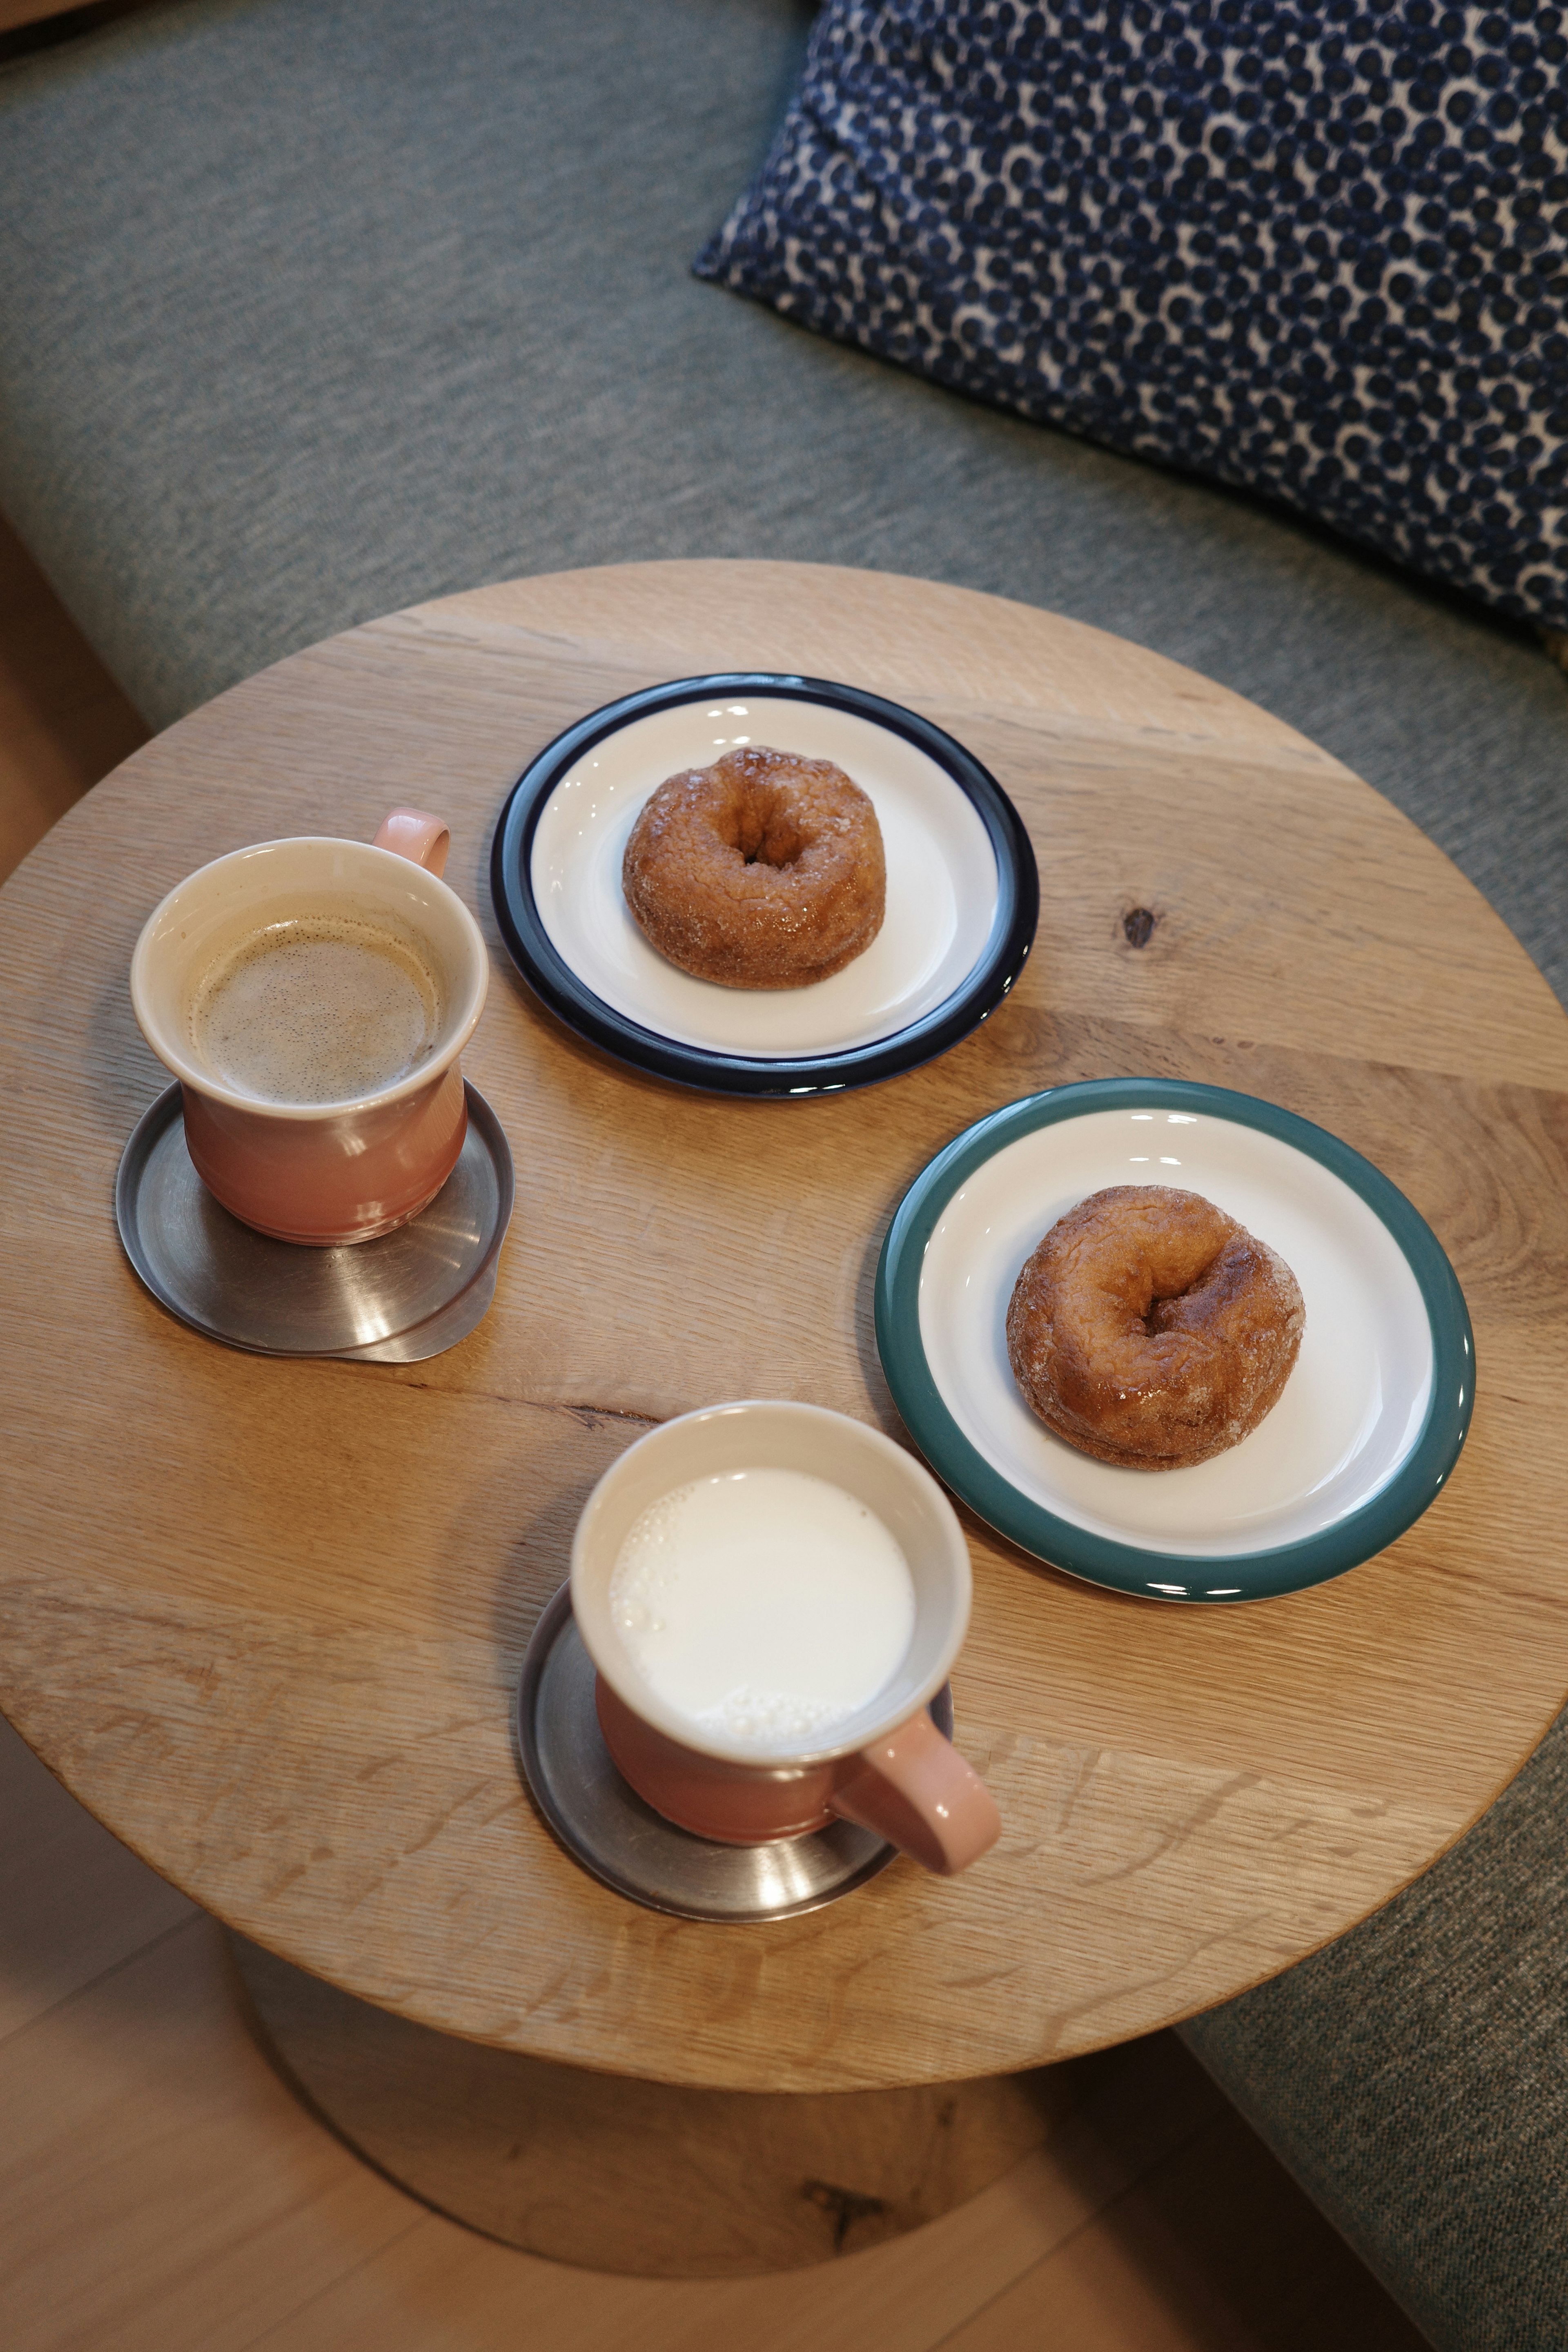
left=918, top=1108, right=1435, bottom=1566
left=530, top=697, right=1000, bottom=1059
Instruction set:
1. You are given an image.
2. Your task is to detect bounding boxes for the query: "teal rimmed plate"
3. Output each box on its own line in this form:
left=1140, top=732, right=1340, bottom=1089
left=875, top=1080, right=1474, bottom=1603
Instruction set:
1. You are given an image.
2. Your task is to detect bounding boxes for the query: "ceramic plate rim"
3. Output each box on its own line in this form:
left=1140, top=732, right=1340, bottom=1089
left=874, top=1078, right=1474, bottom=1602
left=488, top=673, right=1039, bottom=1097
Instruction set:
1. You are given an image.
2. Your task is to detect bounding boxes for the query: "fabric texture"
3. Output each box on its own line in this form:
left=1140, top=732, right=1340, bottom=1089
left=0, top=2, right=1564, bottom=1008
left=697, top=0, right=1568, bottom=634
left=1182, top=1706, right=1568, bottom=2351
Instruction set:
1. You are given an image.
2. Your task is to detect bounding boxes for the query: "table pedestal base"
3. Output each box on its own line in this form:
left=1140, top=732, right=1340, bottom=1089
left=231, top=1934, right=1069, bottom=2276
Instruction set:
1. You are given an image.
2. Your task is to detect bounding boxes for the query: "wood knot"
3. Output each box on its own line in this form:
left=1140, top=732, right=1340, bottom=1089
left=802, top=2178, right=887, bottom=2253
left=1123, top=906, right=1158, bottom=949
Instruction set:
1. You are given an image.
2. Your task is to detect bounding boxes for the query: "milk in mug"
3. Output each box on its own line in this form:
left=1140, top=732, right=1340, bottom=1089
left=608, top=1467, right=915, bottom=1753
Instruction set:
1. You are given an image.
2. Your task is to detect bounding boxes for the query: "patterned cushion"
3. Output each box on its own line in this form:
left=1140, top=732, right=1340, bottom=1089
left=697, top=0, right=1568, bottom=634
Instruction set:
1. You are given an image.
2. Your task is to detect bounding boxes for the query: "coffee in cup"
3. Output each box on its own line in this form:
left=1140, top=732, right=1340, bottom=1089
left=130, top=810, right=489, bottom=1246
left=191, top=914, right=445, bottom=1107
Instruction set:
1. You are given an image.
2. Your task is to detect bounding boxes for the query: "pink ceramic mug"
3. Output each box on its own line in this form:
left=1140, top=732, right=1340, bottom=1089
left=129, top=811, right=489, bottom=1245
left=570, top=1401, right=1002, bottom=1876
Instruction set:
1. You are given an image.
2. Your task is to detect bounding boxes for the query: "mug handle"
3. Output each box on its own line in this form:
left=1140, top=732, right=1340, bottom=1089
left=830, top=1712, right=1002, bottom=1876
left=374, top=809, right=451, bottom=878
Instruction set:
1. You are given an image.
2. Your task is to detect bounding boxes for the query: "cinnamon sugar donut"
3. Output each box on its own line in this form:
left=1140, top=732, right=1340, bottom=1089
left=622, top=745, right=885, bottom=989
left=1006, top=1186, right=1304, bottom=1470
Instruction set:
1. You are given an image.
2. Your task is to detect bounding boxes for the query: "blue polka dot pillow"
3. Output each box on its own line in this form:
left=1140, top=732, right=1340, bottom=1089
left=696, top=0, right=1568, bottom=634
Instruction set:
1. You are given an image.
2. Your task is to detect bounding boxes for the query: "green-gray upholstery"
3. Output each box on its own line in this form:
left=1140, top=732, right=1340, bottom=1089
left=2, top=5, right=1565, bottom=2342
left=1183, top=1722, right=1568, bottom=2352
left=3, top=0, right=1565, bottom=1004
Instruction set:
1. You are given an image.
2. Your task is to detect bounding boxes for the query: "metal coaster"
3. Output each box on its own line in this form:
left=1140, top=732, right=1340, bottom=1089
left=514, top=1582, right=953, bottom=1924
left=116, top=1080, right=513, bottom=1363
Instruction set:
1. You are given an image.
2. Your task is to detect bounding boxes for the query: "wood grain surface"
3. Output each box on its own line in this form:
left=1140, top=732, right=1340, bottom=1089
left=1, top=559, right=1565, bottom=2094
left=231, top=1933, right=1073, bottom=2274
left=0, top=1708, right=1428, bottom=2348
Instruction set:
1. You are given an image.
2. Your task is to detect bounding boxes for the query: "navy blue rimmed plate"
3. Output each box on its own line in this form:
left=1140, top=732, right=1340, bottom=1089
left=875, top=1079, right=1474, bottom=1603
left=489, top=673, right=1038, bottom=1096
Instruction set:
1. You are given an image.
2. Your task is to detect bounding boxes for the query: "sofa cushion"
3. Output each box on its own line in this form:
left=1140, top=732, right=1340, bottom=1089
left=1, top=0, right=1564, bottom=1011
left=697, top=0, right=1568, bottom=636
left=1182, top=1703, right=1568, bottom=2352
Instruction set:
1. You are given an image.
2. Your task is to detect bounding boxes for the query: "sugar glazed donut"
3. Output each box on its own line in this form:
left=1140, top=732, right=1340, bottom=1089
left=1007, top=1186, right=1305, bottom=1470
left=622, top=745, right=885, bottom=989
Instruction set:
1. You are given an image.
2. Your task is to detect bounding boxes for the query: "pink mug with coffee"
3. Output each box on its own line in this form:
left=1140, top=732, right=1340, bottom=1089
left=570, top=1400, right=1002, bottom=1876
left=130, top=811, right=488, bottom=1245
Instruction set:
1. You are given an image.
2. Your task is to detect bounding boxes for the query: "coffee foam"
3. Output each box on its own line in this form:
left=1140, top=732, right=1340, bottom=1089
left=190, top=914, right=444, bottom=1105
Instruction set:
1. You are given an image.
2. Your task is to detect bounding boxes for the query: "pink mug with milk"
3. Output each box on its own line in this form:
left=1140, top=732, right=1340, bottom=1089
left=570, top=1400, right=1002, bottom=1876
left=129, top=811, right=488, bottom=1245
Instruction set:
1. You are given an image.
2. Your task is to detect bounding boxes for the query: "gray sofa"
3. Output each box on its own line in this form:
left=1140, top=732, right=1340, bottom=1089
left=3, top=3, right=1566, bottom=2342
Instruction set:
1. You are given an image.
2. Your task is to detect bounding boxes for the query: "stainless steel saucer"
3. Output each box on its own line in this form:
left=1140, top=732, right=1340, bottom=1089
left=515, top=1582, right=953, bottom=1924
left=116, top=1080, right=512, bottom=1362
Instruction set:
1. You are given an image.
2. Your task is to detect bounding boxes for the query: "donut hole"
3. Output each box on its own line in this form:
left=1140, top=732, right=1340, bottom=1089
left=1149, top=1237, right=1253, bottom=1334
left=1147, top=1261, right=1220, bottom=1330
left=724, top=785, right=811, bottom=871
left=1113, top=1227, right=1229, bottom=1333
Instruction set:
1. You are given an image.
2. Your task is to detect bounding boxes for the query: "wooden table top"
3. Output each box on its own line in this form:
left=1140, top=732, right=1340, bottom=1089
left=2, top=560, right=1566, bottom=2094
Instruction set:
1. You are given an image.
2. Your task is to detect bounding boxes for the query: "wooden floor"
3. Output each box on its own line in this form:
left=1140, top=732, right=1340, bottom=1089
left=0, top=511, right=147, bottom=882
left=0, top=507, right=1428, bottom=2349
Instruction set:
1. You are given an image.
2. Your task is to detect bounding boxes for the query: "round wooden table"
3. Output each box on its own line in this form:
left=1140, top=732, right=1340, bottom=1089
left=3, top=562, right=1567, bottom=2272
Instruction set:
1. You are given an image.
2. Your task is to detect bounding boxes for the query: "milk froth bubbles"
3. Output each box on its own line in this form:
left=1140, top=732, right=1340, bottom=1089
left=608, top=1468, right=916, bottom=1753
